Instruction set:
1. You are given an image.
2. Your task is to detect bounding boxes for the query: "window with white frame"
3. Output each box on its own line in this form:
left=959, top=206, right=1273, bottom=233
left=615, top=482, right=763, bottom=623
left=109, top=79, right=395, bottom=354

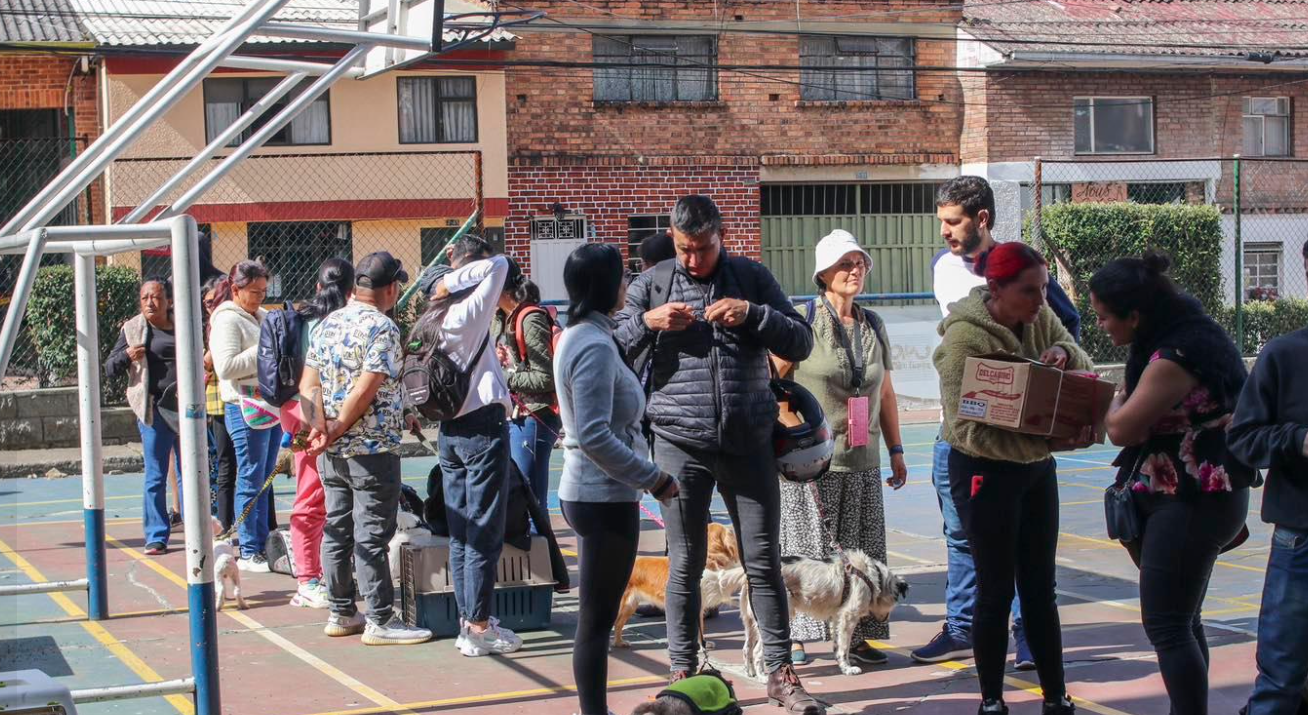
left=1074, top=97, right=1155, bottom=154
left=1244, top=243, right=1282, bottom=300
left=398, top=77, right=478, bottom=144
left=799, top=36, right=915, bottom=101
left=1243, top=97, right=1291, bottom=157
left=627, top=214, right=671, bottom=272
left=592, top=35, right=717, bottom=102
left=204, top=78, right=331, bottom=147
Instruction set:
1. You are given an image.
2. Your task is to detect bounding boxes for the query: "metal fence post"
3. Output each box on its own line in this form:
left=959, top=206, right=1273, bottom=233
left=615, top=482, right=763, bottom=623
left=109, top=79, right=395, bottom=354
left=474, top=150, right=485, bottom=235
left=74, top=253, right=108, bottom=620
left=1233, top=154, right=1244, bottom=353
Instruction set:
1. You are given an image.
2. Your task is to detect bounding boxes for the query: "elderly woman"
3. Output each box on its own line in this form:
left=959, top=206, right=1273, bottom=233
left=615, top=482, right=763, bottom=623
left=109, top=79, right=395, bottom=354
left=106, top=279, right=180, bottom=556
left=771, top=229, right=908, bottom=667
left=211, top=260, right=283, bottom=572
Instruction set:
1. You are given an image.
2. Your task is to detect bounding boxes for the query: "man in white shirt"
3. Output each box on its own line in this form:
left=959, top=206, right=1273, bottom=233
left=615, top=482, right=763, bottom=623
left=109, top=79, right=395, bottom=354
left=422, top=236, right=524, bottom=658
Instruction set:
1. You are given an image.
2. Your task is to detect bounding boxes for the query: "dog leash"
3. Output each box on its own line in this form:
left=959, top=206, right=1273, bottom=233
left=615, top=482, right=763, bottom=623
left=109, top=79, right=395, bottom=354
left=639, top=502, right=666, bottom=527
left=215, top=437, right=299, bottom=543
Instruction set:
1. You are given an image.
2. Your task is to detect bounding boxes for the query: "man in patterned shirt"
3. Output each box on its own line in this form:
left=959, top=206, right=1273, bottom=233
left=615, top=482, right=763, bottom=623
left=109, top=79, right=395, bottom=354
left=299, top=251, right=432, bottom=646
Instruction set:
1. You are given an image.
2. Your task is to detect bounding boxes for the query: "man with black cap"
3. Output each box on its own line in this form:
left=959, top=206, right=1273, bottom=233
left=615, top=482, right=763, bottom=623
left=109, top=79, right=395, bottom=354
left=420, top=235, right=525, bottom=658
left=299, top=251, right=432, bottom=646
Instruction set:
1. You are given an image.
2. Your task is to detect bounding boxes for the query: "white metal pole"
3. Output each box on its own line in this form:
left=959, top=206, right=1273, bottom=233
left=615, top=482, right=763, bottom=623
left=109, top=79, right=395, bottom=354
left=0, top=0, right=296, bottom=237
left=0, top=230, right=48, bottom=383
left=74, top=253, right=108, bottom=619
left=218, top=56, right=365, bottom=77
left=70, top=678, right=196, bottom=704
left=119, top=72, right=310, bottom=225
left=170, top=215, right=219, bottom=715
left=160, top=46, right=371, bottom=218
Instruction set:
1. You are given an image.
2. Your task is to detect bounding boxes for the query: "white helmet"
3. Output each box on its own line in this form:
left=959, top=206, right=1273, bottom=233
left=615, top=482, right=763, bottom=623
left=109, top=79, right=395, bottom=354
left=771, top=378, right=834, bottom=483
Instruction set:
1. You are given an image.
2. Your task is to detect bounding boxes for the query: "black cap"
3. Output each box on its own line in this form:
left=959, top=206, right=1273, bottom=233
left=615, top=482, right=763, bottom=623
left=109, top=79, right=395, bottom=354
left=355, top=251, right=409, bottom=289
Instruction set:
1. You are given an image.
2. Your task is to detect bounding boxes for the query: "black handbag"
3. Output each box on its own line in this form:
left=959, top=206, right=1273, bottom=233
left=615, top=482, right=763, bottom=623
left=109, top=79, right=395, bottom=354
left=1104, top=451, right=1144, bottom=542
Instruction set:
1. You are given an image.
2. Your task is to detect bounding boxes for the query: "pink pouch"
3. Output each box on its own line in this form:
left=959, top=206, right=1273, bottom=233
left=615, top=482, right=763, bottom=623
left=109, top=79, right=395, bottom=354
left=847, top=395, right=870, bottom=448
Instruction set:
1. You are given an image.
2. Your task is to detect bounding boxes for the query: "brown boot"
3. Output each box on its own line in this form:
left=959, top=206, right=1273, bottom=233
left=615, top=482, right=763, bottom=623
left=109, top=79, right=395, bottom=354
left=767, top=664, right=826, bottom=715
left=669, top=669, right=692, bottom=685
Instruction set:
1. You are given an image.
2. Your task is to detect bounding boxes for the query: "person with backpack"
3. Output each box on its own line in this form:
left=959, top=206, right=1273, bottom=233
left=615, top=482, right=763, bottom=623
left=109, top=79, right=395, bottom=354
left=412, top=236, right=524, bottom=658
left=211, top=260, right=282, bottom=572
left=494, top=269, right=562, bottom=514
left=614, top=195, right=821, bottom=714
left=299, top=251, right=432, bottom=646
left=263, top=257, right=355, bottom=609
left=769, top=229, right=907, bottom=668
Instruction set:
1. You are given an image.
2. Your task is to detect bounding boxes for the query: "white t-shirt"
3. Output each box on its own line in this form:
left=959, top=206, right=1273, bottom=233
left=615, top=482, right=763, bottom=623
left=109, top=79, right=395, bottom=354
left=932, top=248, right=985, bottom=317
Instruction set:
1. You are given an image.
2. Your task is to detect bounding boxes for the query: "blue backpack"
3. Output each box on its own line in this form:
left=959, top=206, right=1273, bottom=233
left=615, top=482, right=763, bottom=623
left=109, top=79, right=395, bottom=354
left=257, top=303, right=305, bottom=408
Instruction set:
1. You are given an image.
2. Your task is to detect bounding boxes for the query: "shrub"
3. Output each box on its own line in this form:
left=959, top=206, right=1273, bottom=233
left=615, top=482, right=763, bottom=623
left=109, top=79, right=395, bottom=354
left=1027, top=202, right=1227, bottom=362
left=26, top=264, right=140, bottom=403
left=1217, top=298, right=1308, bottom=356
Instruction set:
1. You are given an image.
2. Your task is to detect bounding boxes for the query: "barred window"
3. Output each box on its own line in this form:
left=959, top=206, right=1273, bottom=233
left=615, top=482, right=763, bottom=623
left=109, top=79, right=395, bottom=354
left=800, top=36, right=914, bottom=101
left=204, top=78, right=331, bottom=147
left=592, top=35, right=717, bottom=102
left=1244, top=243, right=1281, bottom=300
left=398, top=77, right=478, bottom=144
left=1243, top=97, right=1291, bottom=158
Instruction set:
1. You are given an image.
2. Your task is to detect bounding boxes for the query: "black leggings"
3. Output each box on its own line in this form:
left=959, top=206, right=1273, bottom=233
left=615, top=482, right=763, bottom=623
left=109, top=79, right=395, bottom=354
left=950, top=451, right=1065, bottom=704
left=210, top=415, right=238, bottom=530
left=562, top=500, right=640, bottom=715
left=1128, top=489, right=1249, bottom=715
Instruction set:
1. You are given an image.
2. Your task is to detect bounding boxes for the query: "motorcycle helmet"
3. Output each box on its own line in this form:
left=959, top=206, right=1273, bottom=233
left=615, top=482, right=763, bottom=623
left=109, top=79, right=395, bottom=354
left=771, top=378, right=834, bottom=483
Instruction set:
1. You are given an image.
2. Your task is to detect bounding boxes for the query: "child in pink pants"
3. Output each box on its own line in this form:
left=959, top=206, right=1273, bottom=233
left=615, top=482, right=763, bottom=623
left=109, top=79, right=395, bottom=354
left=281, top=401, right=328, bottom=608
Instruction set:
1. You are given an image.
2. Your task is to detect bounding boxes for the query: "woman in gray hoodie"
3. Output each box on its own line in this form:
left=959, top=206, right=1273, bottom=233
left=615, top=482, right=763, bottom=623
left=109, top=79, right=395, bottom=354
left=554, top=243, right=679, bottom=715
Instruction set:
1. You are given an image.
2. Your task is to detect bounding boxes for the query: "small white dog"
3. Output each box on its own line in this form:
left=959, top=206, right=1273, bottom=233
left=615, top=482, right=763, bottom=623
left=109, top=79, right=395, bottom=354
left=388, top=510, right=443, bottom=577
left=211, top=516, right=247, bottom=610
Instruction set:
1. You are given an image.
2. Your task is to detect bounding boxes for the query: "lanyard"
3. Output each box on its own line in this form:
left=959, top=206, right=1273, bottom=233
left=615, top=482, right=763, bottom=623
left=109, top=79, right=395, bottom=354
left=820, top=296, right=864, bottom=394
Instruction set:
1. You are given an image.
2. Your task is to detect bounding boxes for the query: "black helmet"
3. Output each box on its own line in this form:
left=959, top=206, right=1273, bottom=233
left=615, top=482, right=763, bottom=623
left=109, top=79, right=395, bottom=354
left=771, top=378, right=834, bottom=483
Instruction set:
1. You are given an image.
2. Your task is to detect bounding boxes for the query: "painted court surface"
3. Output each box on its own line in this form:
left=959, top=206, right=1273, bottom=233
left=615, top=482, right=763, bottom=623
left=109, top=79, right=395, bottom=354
left=1, top=422, right=1269, bottom=715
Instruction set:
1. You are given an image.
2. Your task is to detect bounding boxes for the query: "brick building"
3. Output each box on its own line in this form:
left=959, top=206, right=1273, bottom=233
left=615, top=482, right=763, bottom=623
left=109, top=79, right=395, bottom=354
left=504, top=0, right=965, bottom=299
left=958, top=0, right=1308, bottom=300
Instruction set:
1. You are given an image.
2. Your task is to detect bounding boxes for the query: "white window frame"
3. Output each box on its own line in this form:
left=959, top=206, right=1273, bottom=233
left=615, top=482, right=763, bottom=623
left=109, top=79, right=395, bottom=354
left=1243, top=97, right=1291, bottom=158
left=626, top=214, right=672, bottom=272
left=1074, top=96, right=1155, bottom=155
left=1243, top=242, right=1282, bottom=299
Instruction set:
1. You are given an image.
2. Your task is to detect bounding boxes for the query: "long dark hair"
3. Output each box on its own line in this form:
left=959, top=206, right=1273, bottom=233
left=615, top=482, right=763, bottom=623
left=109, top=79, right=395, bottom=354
left=1088, top=252, right=1180, bottom=327
left=298, top=257, right=354, bottom=320
left=564, top=243, right=624, bottom=323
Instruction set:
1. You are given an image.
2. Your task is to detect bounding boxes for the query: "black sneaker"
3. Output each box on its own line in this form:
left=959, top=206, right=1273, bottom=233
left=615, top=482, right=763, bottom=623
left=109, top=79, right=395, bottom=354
left=1042, top=696, right=1075, bottom=715
left=980, top=699, right=1009, bottom=715
left=850, top=642, right=889, bottom=666
left=168, top=510, right=182, bottom=529
left=911, top=626, right=972, bottom=663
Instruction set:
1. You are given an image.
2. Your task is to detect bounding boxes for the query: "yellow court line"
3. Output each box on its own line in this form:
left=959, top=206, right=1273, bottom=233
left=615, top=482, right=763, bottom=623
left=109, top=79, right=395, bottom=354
left=104, top=536, right=417, bottom=715
left=3, top=493, right=141, bottom=509
left=867, top=640, right=1136, bottom=715
left=0, top=536, right=194, bottom=715
left=301, top=674, right=667, bottom=715
left=2, top=516, right=141, bottom=528
left=1059, top=531, right=1267, bottom=574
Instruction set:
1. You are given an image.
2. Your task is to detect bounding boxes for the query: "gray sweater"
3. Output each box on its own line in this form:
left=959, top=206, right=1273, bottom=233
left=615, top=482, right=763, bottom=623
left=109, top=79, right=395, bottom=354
left=555, top=313, right=662, bottom=503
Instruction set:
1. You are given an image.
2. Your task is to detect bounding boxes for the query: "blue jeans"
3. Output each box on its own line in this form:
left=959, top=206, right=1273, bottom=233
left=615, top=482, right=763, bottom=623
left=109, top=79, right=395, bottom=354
left=439, top=403, right=510, bottom=624
left=509, top=409, right=560, bottom=517
left=1248, top=525, right=1308, bottom=715
left=932, top=436, right=1023, bottom=637
left=138, top=402, right=181, bottom=546
left=224, top=403, right=283, bottom=559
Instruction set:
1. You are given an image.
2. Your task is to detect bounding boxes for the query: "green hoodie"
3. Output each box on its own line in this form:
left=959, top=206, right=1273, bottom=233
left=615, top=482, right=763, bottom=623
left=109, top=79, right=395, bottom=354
left=934, top=286, right=1091, bottom=464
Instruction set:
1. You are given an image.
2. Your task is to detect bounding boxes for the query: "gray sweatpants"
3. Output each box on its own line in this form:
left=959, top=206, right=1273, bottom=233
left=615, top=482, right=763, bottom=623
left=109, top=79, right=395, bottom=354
left=319, top=451, right=401, bottom=625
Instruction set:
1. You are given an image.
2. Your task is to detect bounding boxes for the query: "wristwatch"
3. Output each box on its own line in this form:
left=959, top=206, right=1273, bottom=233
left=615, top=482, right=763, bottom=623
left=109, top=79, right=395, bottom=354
left=888, top=445, right=905, bottom=456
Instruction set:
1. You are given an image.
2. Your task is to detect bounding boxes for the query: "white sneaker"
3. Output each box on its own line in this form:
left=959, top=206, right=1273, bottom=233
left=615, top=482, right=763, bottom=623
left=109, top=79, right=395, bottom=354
left=237, top=553, right=270, bottom=573
left=362, top=615, right=433, bottom=646
left=323, top=611, right=365, bottom=637
left=290, top=580, right=330, bottom=609
left=459, top=617, right=522, bottom=656
left=455, top=618, right=469, bottom=652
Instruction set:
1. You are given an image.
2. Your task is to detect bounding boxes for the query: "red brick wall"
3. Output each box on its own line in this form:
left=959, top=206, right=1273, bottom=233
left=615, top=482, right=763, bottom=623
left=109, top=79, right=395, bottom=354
left=506, top=157, right=761, bottom=269
left=0, top=54, right=103, bottom=225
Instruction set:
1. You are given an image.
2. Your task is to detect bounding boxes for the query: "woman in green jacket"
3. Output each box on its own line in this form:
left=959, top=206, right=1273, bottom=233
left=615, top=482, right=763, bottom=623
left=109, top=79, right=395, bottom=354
left=933, top=242, right=1093, bottom=715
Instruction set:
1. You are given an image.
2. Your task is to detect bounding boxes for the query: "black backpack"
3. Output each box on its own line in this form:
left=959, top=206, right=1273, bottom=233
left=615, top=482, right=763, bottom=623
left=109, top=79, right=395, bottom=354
left=257, top=303, right=304, bottom=408
left=401, top=306, right=489, bottom=423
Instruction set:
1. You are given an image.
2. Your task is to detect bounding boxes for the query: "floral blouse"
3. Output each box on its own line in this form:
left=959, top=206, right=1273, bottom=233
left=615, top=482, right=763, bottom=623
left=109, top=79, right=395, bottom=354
left=1118, top=347, right=1254, bottom=497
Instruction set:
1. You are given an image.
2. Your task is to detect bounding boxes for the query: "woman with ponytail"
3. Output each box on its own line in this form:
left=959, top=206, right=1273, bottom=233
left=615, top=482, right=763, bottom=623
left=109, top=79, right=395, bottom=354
left=281, top=257, right=355, bottom=608
left=934, top=241, right=1093, bottom=715
left=1091, top=254, right=1252, bottom=715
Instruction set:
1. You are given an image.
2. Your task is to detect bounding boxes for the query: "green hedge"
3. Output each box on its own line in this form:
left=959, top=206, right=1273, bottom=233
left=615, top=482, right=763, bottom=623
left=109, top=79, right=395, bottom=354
left=26, top=264, right=140, bottom=403
left=1026, top=202, right=1227, bottom=362
left=1217, top=298, right=1308, bottom=356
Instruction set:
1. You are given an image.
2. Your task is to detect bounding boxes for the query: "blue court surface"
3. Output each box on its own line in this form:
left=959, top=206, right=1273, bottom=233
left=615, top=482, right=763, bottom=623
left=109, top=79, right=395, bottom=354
left=0, top=422, right=1271, bottom=715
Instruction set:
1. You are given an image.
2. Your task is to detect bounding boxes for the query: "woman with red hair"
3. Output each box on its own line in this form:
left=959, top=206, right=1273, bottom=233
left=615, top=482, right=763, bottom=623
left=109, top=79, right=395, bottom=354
left=933, top=241, right=1094, bottom=715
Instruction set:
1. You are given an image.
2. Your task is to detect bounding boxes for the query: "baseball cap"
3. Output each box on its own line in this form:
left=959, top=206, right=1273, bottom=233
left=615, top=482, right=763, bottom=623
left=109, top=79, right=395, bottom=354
left=812, top=229, right=873, bottom=288
left=355, top=251, right=409, bottom=289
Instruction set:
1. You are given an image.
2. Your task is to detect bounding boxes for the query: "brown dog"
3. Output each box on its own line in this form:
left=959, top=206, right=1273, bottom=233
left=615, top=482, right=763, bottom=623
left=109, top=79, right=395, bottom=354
left=613, top=522, right=741, bottom=648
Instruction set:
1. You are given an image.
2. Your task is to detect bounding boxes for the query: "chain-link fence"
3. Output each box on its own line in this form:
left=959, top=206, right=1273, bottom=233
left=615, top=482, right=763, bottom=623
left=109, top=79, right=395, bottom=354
left=1028, top=156, right=1308, bottom=361
left=1, top=136, right=90, bottom=392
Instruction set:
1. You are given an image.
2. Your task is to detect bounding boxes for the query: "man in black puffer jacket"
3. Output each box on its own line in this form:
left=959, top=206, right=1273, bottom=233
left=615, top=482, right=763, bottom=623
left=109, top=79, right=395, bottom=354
left=616, top=195, right=821, bottom=715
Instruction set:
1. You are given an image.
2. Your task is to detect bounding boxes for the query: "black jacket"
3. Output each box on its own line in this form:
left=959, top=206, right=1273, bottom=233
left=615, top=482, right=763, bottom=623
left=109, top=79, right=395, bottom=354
left=1229, top=327, right=1308, bottom=530
left=614, top=253, right=813, bottom=456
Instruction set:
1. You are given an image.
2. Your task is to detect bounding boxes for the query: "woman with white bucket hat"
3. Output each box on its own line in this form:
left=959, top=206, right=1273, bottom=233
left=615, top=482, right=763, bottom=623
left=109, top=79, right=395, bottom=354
left=770, top=228, right=909, bottom=667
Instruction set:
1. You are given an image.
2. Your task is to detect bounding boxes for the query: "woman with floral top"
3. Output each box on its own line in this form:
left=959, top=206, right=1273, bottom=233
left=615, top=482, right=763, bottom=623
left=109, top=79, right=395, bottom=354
left=1092, top=253, right=1252, bottom=715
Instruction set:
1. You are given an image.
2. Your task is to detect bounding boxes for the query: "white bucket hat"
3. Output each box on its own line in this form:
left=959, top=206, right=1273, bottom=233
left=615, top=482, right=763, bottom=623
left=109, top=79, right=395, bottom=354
left=812, top=229, right=873, bottom=289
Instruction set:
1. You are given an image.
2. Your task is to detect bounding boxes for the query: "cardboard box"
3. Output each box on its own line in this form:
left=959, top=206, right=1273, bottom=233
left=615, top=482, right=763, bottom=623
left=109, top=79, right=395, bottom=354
left=958, top=353, right=1115, bottom=441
